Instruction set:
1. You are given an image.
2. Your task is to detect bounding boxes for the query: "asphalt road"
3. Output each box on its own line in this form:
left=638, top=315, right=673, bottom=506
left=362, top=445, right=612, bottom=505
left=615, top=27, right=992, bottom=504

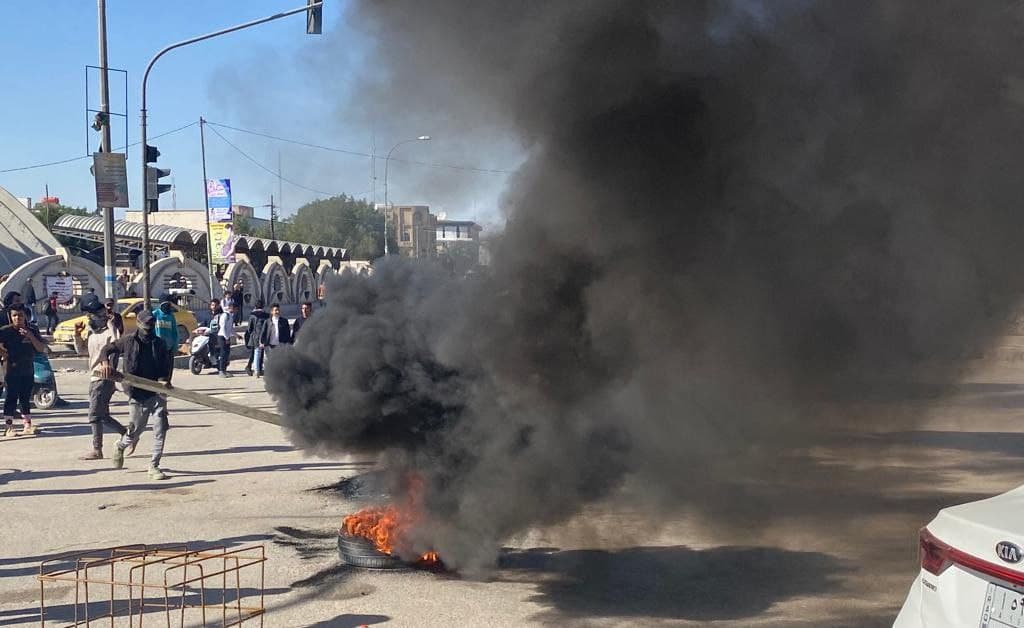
left=2, top=357, right=1024, bottom=626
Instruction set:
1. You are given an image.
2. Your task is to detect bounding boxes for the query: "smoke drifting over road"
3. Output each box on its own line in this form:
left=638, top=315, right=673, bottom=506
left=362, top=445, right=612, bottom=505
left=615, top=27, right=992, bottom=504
left=267, top=1, right=1024, bottom=570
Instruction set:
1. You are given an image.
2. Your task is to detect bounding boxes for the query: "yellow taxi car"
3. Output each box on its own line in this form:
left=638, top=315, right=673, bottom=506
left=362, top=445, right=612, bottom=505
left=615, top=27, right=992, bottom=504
left=52, top=298, right=199, bottom=353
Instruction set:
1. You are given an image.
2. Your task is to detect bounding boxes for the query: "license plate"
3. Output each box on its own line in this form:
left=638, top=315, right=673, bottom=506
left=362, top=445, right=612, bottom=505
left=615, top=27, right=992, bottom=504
left=982, top=582, right=1024, bottom=627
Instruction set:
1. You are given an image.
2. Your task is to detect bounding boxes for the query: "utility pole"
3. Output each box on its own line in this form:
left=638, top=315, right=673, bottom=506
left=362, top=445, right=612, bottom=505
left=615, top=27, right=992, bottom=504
left=277, top=151, right=283, bottom=226
left=199, top=117, right=216, bottom=300
left=269, top=194, right=277, bottom=240
left=171, top=176, right=177, bottom=209
left=44, top=184, right=51, bottom=230
left=97, top=0, right=116, bottom=299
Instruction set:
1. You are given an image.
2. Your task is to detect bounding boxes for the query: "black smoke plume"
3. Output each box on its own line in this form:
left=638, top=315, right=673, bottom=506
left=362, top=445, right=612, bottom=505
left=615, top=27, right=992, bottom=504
left=266, top=1, right=1024, bottom=571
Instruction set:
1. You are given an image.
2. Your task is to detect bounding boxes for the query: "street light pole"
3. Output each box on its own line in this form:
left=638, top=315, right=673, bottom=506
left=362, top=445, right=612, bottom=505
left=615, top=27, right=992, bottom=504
left=139, top=1, right=323, bottom=304
left=97, top=0, right=116, bottom=299
left=383, top=135, right=430, bottom=256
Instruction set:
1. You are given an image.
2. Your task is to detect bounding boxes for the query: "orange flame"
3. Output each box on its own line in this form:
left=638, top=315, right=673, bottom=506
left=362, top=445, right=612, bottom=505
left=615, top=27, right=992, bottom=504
left=341, top=476, right=440, bottom=565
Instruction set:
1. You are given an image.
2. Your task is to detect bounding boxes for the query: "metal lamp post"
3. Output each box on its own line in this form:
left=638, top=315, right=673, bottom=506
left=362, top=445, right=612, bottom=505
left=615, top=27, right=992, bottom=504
left=382, top=135, right=430, bottom=256
left=139, top=1, right=323, bottom=303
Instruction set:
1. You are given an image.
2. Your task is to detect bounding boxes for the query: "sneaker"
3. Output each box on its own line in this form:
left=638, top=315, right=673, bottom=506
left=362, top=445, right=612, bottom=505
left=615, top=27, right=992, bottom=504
left=148, top=466, right=168, bottom=481
left=80, top=449, right=103, bottom=460
left=3, top=424, right=15, bottom=439
left=21, top=424, right=36, bottom=436
left=112, top=446, right=125, bottom=469
left=245, top=367, right=253, bottom=376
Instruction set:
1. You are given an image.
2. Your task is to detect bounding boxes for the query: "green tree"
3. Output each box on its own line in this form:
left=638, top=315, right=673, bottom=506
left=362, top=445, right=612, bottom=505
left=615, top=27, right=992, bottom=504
left=31, top=202, right=90, bottom=231
left=286, top=195, right=390, bottom=259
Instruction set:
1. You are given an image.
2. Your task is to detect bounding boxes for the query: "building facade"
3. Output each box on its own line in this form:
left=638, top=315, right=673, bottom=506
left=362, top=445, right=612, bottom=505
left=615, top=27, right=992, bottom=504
left=383, top=204, right=437, bottom=259
left=435, top=219, right=483, bottom=273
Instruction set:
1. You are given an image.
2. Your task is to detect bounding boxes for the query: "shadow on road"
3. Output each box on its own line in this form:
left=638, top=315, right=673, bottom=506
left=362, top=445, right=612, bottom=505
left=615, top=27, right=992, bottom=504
left=497, top=545, right=848, bottom=623
left=305, top=614, right=390, bottom=627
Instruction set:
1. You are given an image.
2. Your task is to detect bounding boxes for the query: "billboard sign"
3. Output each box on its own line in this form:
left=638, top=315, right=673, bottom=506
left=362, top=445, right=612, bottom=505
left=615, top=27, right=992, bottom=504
left=206, top=179, right=235, bottom=264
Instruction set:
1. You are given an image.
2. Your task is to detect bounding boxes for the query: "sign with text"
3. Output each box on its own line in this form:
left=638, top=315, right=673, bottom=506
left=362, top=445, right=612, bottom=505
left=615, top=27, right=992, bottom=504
left=206, top=179, right=235, bottom=264
left=44, top=275, right=74, bottom=305
left=92, top=152, right=129, bottom=208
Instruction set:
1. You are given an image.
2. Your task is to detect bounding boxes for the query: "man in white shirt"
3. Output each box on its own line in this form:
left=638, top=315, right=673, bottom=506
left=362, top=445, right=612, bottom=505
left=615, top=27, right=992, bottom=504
left=74, top=303, right=126, bottom=460
left=217, top=302, right=235, bottom=378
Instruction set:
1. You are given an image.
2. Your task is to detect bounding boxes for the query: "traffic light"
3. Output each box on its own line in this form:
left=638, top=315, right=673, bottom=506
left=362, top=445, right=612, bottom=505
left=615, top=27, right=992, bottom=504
left=146, top=166, right=171, bottom=211
left=306, top=0, right=322, bottom=34
left=145, top=144, right=161, bottom=164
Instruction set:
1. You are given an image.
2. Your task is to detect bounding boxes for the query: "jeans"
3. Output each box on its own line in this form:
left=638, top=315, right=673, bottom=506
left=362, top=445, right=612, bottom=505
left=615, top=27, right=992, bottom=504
left=88, top=379, right=125, bottom=450
left=217, top=336, right=231, bottom=373
left=3, top=374, right=32, bottom=418
left=45, top=314, right=59, bottom=334
left=117, top=395, right=168, bottom=467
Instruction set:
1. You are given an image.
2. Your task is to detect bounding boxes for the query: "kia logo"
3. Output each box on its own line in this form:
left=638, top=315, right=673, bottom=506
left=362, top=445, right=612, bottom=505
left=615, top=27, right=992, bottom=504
left=997, top=542, right=1022, bottom=564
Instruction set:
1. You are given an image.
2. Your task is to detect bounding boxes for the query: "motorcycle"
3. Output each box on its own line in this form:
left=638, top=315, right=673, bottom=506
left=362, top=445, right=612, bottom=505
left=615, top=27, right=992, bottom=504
left=32, top=352, right=59, bottom=409
left=188, top=326, right=220, bottom=375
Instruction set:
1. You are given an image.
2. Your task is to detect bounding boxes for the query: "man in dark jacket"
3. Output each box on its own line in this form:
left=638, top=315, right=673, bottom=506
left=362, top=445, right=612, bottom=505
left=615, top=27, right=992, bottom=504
left=259, top=303, right=291, bottom=368
left=244, top=300, right=268, bottom=376
left=104, top=298, right=125, bottom=335
left=290, top=302, right=313, bottom=341
left=97, top=310, right=173, bottom=480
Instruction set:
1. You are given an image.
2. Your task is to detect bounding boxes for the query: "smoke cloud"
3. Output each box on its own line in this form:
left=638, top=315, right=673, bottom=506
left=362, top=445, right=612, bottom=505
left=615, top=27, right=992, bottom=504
left=266, top=1, right=1024, bottom=571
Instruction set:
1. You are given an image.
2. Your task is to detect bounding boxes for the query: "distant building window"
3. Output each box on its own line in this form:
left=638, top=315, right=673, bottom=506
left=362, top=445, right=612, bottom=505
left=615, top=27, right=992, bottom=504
left=402, top=229, right=411, bottom=242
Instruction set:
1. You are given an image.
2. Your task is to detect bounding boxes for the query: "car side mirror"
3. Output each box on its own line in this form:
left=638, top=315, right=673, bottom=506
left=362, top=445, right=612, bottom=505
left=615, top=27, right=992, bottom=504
left=124, top=312, right=136, bottom=319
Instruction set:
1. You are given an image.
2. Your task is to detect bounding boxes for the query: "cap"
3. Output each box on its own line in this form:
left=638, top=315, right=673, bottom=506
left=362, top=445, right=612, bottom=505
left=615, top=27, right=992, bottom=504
left=158, top=293, right=174, bottom=304
left=136, top=310, right=155, bottom=325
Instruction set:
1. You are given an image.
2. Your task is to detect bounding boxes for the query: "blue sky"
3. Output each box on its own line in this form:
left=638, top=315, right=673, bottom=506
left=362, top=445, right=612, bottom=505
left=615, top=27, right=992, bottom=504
left=0, top=1, right=514, bottom=226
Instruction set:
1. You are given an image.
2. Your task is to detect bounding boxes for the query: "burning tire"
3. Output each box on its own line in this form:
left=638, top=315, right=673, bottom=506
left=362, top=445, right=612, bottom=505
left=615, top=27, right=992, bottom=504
left=337, top=532, right=404, bottom=569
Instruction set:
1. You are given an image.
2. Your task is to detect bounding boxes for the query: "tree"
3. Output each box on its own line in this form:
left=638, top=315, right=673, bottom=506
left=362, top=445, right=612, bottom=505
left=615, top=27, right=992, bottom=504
left=285, top=195, right=390, bottom=260
left=31, top=202, right=90, bottom=231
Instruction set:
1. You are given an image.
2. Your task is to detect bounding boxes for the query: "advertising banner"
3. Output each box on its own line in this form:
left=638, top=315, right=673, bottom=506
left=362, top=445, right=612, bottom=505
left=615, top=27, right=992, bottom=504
left=206, top=179, right=235, bottom=264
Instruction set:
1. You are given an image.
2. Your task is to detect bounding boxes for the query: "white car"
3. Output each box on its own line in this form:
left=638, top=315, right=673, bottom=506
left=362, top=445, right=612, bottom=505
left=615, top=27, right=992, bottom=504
left=896, top=485, right=1024, bottom=627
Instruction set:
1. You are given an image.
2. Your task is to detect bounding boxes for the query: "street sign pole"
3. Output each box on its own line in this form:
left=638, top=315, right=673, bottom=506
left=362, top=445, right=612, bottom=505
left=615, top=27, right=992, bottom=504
left=97, top=0, right=116, bottom=299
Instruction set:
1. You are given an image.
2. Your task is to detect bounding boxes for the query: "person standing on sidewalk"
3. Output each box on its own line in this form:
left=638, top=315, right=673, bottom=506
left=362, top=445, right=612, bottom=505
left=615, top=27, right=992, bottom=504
left=231, top=281, right=244, bottom=325
left=74, top=302, right=126, bottom=459
left=97, top=310, right=173, bottom=480
left=290, top=302, right=313, bottom=341
left=43, top=292, right=60, bottom=335
left=104, top=298, right=124, bottom=335
left=244, top=300, right=268, bottom=377
left=0, top=306, right=47, bottom=438
left=259, top=303, right=290, bottom=368
left=214, top=302, right=235, bottom=378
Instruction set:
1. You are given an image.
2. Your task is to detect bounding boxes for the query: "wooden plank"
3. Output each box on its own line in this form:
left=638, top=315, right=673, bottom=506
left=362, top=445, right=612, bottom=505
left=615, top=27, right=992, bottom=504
left=115, top=373, right=283, bottom=426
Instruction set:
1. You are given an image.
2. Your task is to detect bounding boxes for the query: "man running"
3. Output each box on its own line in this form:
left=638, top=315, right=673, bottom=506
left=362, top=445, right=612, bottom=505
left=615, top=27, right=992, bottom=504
left=97, top=310, right=173, bottom=480
left=74, top=300, right=126, bottom=459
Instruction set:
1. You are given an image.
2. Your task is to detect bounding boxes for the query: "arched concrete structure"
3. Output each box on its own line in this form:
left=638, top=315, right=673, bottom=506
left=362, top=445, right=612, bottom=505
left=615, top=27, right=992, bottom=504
left=224, top=257, right=261, bottom=309
left=0, top=249, right=105, bottom=313
left=291, top=259, right=316, bottom=304
left=261, top=257, right=292, bottom=305
left=149, top=252, right=212, bottom=312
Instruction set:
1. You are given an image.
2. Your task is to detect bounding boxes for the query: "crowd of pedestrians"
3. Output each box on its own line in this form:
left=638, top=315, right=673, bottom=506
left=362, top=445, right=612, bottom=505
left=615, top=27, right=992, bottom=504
left=0, top=285, right=317, bottom=480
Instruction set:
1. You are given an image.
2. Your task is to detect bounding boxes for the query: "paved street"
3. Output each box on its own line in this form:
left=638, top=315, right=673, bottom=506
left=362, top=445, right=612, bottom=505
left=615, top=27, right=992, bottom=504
left=2, top=357, right=1024, bottom=626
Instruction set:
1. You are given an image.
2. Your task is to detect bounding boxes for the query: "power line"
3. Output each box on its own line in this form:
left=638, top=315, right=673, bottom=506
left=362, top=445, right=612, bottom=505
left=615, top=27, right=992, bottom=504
left=205, top=124, right=343, bottom=198
left=204, top=120, right=514, bottom=175
left=0, top=121, right=199, bottom=174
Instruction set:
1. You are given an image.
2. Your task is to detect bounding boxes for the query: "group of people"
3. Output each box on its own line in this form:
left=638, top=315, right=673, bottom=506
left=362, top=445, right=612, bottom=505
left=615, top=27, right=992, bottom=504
left=203, top=298, right=312, bottom=378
